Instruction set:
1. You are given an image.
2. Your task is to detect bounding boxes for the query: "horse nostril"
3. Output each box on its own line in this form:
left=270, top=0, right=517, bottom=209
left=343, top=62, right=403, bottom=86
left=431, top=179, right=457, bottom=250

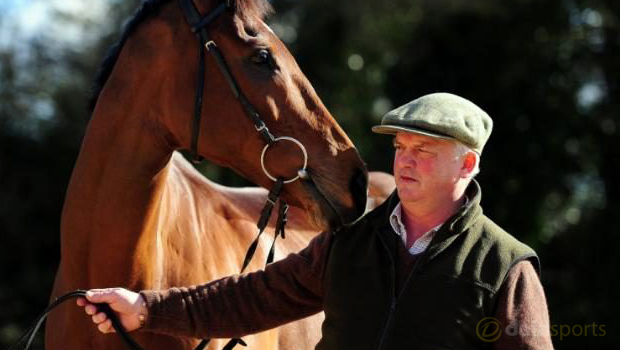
left=349, top=166, right=369, bottom=217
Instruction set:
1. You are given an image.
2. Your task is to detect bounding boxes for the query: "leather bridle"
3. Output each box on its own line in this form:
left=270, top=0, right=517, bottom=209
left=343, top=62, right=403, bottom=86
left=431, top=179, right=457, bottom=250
left=179, top=0, right=313, bottom=278
left=179, top=0, right=301, bottom=167
left=179, top=0, right=344, bottom=239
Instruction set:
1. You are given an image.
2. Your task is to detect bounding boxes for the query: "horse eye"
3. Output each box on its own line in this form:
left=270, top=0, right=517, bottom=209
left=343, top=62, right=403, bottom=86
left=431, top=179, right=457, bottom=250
left=244, top=26, right=258, bottom=37
left=251, top=49, right=271, bottom=66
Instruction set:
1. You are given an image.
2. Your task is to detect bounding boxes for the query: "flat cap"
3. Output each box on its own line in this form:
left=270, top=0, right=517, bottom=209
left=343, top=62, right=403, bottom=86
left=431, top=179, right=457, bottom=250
left=372, top=92, right=493, bottom=154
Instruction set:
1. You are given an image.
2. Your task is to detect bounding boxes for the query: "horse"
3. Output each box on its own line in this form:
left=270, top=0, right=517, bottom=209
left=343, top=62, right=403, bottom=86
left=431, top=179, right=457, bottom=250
left=45, top=0, right=375, bottom=349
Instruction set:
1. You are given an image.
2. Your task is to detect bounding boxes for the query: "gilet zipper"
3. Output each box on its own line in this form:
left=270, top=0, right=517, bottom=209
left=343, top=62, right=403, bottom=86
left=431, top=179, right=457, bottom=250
left=375, top=229, right=429, bottom=350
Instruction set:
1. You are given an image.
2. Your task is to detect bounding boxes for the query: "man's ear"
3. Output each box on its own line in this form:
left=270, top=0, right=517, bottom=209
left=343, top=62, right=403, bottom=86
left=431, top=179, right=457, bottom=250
left=460, top=152, right=477, bottom=178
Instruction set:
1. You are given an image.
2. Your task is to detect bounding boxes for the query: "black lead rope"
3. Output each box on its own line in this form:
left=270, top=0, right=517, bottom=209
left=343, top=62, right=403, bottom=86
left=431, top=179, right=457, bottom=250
left=10, top=290, right=214, bottom=350
left=221, top=338, right=247, bottom=350
left=240, top=178, right=284, bottom=273
left=9, top=290, right=145, bottom=350
left=267, top=200, right=288, bottom=265
left=8, top=178, right=290, bottom=350
left=222, top=178, right=288, bottom=350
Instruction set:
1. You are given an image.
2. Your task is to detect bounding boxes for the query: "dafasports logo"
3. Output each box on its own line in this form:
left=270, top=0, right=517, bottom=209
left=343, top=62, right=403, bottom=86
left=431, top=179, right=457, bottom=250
left=476, top=317, right=503, bottom=342
left=476, top=317, right=606, bottom=342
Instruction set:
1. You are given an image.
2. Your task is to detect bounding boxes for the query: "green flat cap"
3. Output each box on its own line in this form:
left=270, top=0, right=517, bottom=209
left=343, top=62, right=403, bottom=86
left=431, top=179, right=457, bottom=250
left=372, top=92, right=493, bottom=154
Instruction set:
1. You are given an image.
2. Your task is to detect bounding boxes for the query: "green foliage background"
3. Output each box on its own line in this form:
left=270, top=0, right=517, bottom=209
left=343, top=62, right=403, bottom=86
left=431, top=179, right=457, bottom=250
left=1, top=0, right=618, bottom=348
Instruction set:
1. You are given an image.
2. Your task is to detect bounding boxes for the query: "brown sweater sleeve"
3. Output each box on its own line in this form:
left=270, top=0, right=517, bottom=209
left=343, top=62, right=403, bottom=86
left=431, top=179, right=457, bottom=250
left=492, top=260, right=554, bottom=350
left=139, top=231, right=332, bottom=339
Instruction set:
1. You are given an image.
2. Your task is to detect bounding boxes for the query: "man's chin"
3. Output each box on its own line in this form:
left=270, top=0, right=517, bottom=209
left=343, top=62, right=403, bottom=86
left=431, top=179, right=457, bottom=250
left=396, top=187, right=423, bottom=203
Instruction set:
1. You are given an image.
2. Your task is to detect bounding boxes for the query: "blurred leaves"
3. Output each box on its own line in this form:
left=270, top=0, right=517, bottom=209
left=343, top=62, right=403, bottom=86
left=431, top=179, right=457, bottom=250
left=1, top=0, right=619, bottom=348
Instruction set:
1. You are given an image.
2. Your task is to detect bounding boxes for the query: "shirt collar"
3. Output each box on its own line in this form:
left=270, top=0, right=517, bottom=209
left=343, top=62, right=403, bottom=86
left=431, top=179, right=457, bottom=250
left=389, top=196, right=469, bottom=255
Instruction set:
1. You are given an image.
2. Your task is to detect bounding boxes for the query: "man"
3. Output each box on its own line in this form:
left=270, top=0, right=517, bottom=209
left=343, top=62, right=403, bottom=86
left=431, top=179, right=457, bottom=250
left=78, top=93, right=553, bottom=349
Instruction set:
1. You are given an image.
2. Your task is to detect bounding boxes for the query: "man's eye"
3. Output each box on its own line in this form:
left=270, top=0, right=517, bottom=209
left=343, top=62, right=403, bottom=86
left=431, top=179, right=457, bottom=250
left=418, top=148, right=435, bottom=156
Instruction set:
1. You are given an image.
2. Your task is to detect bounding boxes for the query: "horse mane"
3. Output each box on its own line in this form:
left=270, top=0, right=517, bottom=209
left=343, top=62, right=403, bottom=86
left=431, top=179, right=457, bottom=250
left=88, top=0, right=273, bottom=111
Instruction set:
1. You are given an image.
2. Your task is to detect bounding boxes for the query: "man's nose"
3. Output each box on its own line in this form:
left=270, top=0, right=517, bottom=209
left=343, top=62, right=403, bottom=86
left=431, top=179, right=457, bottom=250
left=396, top=152, right=416, bottom=168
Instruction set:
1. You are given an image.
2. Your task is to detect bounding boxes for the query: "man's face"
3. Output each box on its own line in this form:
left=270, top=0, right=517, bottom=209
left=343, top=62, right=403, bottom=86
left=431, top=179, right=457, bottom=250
left=393, top=132, right=463, bottom=204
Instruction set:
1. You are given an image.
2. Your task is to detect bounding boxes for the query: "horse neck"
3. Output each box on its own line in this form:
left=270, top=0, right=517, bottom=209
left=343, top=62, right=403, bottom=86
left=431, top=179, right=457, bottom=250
left=60, top=108, right=254, bottom=290
left=133, top=154, right=244, bottom=289
left=60, top=109, right=174, bottom=288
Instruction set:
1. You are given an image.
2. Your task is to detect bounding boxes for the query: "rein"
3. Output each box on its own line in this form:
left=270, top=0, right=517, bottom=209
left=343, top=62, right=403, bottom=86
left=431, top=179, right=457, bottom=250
left=10, top=1, right=315, bottom=349
left=9, top=291, right=150, bottom=350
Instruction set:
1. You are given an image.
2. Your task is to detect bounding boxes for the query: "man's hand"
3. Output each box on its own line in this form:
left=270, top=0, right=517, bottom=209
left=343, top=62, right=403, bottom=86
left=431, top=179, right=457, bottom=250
left=76, top=288, right=147, bottom=333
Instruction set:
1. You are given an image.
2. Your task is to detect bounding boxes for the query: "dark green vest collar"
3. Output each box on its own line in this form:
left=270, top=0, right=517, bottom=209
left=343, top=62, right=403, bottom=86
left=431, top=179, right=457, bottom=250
left=367, top=180, right=482, bottom=231
left=365, top=180, right=484, bottom=260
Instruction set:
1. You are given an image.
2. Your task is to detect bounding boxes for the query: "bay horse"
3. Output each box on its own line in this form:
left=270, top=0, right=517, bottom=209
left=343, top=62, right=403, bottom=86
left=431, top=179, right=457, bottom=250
left=45, top=0, right=374, bottom=349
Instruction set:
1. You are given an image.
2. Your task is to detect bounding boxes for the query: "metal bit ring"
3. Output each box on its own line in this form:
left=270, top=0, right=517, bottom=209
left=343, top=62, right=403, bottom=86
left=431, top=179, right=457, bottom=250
left=260, top=136, right=308, bottom=184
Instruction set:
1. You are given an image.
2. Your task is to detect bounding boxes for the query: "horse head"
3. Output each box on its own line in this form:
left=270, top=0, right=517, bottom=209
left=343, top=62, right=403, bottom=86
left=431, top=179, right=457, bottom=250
left=149, top=0, right=369, bottom=229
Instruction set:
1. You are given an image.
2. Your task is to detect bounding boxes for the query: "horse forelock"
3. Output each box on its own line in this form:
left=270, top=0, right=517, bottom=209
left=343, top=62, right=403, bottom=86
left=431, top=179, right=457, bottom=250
left=88, top=0, right=273, bottom=113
